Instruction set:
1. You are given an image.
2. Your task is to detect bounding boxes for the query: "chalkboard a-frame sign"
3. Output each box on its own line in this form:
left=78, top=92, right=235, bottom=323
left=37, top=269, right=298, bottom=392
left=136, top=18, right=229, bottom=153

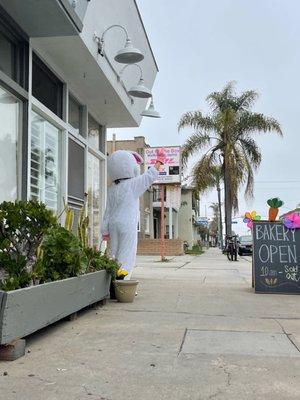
left=253, top=221, right=300, bottom=294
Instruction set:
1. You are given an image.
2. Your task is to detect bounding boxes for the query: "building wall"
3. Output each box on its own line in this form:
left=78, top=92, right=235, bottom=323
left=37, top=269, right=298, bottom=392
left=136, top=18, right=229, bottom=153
left=137, top=239, right=184, bottom=256
left=0, top=2, right=157, bottom=249
left=80, top=0, right=158, bottom=126
left=178, top=189, right=196, bottom=249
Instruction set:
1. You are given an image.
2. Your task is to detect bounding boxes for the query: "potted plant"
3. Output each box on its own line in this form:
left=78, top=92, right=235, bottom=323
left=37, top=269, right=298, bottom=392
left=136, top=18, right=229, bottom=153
left=113, top=269, right=139, bottom=303
left=0, top=200, right=119, bottom=354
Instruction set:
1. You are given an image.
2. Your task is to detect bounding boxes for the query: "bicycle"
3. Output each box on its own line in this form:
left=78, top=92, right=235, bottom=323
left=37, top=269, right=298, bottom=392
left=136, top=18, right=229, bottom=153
left=224, top=235, right=238, bottom=261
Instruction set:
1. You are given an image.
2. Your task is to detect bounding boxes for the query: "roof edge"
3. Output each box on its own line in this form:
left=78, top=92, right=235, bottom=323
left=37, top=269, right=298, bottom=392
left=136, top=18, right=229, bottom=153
left=133, top=0, right=159, bottom=72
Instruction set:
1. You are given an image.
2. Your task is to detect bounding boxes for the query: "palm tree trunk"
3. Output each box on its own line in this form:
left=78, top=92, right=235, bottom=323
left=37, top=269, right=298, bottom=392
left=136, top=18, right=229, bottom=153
left=223, top=157, right=232, bottom=236
left=217, top=185, right=223, bottom=249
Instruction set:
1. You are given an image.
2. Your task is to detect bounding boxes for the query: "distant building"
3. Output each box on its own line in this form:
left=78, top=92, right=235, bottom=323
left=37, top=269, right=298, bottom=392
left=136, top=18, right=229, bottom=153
left=107, top=136, right=209, bottom=252
left=178, top=186, right=201, bottom=249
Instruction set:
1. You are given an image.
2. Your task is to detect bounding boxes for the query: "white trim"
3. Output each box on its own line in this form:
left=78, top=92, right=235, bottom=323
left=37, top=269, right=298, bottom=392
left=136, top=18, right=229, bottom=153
left=26, top=45, right=33, bottom=201
left=88, top=146, right=106, bottom=161
left=31, top=97, right=67, bottom=131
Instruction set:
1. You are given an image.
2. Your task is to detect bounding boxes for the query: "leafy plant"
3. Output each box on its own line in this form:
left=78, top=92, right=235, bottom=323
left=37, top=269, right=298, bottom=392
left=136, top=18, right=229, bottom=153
left=40, top=226, right=88, bottom=281
left=0, top=201, right=57, bottom=289
left=64, top=205, right=74, bottom=232
left=0, top=254, right=31, bottom=291
left=78, top=205, right=89, bottom=248
left=185, top=244, right=204, bottom=255
left=84, top=247, right=120, bottom=280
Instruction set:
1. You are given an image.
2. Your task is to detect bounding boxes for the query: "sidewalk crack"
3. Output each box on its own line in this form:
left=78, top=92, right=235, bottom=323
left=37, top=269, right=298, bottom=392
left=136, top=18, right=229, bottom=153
left=177, top=328, right=188, bottom=356
left=274, top=319, right=300, bottom=353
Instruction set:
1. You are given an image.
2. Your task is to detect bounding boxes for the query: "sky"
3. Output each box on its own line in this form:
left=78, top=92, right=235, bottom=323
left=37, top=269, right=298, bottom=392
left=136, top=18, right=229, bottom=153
left=109, top=0, right=300, bottom=235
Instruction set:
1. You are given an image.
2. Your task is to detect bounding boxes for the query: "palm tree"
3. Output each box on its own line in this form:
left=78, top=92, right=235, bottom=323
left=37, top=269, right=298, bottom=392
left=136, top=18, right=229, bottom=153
left=178, top=81, right=282, bottom=236
left=192, top=165, right=223, bottom=248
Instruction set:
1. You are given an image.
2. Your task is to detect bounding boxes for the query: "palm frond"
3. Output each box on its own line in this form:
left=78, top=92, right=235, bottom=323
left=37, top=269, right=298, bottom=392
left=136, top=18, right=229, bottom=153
left=236, top=112, right=283, bottom=137
left=191, top=153, right=221, bottom=193
left=235, top=90, right=259, bottom=111
left=181, top=133, right=212, bottom=166
left=178, top=111, right=216, bottom=133
left=238, top=137, right=262, bottom=169
left=206, top=81, right=236, bottom=112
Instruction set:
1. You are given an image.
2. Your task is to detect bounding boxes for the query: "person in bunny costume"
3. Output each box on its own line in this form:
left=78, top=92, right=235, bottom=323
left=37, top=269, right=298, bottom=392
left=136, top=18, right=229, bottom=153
left=101, top=150, right=163, bottom=279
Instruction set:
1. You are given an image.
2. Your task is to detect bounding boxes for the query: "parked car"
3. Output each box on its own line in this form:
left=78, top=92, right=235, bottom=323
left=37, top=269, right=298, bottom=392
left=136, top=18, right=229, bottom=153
left=237, top=235, right=253, bottom=256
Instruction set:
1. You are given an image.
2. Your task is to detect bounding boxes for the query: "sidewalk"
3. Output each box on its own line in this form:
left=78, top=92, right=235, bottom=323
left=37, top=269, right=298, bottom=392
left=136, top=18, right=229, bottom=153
left=1, top=249, right=300, bottom=400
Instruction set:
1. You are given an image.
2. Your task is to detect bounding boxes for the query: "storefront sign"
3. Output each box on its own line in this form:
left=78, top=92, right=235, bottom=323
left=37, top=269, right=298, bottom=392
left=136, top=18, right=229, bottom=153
left=144, top=146, right=181, bottom=184
left=253, top=221, right=300, bottom=294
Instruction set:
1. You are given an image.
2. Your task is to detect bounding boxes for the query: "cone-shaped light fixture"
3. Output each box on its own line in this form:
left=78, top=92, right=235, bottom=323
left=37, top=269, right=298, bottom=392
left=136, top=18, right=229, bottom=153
left=141, top=98, right=161, bottom=118
left=114, top=38, right=144, bottom=64
left=96, top=25, right=144, bottom=65
left=128, top=78, right=152, bottom=98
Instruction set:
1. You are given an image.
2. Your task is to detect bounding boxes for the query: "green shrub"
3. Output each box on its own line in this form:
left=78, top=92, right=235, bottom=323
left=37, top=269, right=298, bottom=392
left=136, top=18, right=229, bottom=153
left=40, top=226, right=88, bottom=282
left=0, top=200, right=120, bottom=291
left=0, top=200, right=57, bottom=290
left=185, top=244, right=204, bottom=255
left=84, top=247, right=120, bottom=280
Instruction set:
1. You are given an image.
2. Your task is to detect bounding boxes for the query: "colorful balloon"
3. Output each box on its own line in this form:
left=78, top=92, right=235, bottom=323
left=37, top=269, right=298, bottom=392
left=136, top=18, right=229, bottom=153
left=283, top=213, right=300, bottom=229
left=243, top=211, right=261, bottom=230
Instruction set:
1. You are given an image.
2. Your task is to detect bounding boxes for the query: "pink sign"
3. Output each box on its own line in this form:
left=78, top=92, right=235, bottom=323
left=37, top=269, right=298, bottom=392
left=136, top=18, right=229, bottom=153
left=144, top=146, right=181, bottom=184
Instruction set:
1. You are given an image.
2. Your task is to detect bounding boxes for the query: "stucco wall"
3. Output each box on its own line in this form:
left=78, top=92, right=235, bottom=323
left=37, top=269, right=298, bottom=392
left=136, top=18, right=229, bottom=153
left=178, top=190, right=195, bottom=248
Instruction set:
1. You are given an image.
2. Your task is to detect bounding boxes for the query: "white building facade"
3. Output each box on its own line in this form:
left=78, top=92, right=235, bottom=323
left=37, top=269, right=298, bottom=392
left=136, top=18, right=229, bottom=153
left=0, top=0, right=158, bottom=246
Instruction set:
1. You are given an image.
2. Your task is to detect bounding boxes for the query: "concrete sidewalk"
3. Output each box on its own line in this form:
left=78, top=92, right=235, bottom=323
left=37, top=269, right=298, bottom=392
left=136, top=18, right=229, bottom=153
left=1, top=249, right=300, bottom=399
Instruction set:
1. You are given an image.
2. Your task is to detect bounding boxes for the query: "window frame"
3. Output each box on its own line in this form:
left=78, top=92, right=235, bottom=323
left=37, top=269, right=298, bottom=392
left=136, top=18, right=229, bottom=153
left=29, top=110, right=62, bottom=211
left=68, top=93, right=83, bottom=135
left=32, top=52, right=63, bottom=118
left=0, top=8, right=28, bottom=88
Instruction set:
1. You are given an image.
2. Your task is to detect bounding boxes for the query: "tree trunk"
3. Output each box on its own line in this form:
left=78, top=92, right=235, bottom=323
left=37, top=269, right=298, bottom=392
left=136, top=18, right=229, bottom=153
left=217, top=186, right=223, bottom=249
left=223, top=156, right=232, bottom=236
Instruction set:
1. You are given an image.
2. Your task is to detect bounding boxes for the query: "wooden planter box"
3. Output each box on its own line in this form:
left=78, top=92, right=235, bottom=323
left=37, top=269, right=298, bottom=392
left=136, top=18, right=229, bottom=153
left=0, top=271, right=110, bottom=347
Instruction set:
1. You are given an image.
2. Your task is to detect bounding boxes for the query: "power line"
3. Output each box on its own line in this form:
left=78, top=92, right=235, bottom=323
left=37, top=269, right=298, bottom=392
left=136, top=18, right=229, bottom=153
left=255, top=180, right=300, bottom=183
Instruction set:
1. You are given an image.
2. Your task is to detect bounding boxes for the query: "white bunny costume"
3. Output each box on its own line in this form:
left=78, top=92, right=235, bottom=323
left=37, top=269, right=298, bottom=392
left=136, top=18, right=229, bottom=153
left=101, top=150, right=158, bottom=279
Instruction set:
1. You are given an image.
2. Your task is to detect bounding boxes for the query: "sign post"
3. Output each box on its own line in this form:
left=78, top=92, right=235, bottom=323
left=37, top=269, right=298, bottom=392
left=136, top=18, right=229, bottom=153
left=144, top=146, right=181, bottom=261
left=160, top=185, right=166, bottom=261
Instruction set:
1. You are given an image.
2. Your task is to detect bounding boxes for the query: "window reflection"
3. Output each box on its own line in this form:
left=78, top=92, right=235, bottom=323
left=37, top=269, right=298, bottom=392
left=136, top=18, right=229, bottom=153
left=0, top=87, right=19, bottom=202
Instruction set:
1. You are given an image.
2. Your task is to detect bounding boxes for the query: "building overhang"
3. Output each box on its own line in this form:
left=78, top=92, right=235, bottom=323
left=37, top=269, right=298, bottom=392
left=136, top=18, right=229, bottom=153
left=32, top=36, right=143, bottom=128
left=0, top=0, right=83, bottom=37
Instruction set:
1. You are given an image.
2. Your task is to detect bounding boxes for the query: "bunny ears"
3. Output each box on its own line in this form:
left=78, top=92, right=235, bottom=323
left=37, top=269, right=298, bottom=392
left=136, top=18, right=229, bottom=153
left=131, top=151, right=144, bottom=165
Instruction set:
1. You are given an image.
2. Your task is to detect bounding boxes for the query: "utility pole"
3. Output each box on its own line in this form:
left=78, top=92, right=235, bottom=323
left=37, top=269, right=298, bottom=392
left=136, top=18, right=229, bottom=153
left=160, top=185, right=166, bottom=261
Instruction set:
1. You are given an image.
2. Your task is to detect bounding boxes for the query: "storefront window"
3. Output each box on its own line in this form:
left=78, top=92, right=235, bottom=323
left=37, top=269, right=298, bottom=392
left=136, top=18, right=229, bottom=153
left=32, top=53, right=63, bottom=117
left=88, top=114, right=104, bottom=152
left=68, top=95, right=83, bottom=135
left=30, top=111, right=60, bottom=212
left=0, top=19, right=28, bottom=88
left=0, top=87, right=20, bottom=202
left=87, top=153, right=101, bottom=247
left=68, top=138, right=85, bottom=199
left=0, top=31, right=16, bottom=80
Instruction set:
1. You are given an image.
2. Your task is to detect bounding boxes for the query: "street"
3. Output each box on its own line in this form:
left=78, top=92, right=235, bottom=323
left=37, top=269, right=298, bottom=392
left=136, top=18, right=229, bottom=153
left=1, top=248, right=300, bottom=400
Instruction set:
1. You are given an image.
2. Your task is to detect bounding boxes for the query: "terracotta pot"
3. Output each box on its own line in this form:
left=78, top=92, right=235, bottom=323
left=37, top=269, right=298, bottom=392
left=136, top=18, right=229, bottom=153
left=113, top=280, right=139, bottom=303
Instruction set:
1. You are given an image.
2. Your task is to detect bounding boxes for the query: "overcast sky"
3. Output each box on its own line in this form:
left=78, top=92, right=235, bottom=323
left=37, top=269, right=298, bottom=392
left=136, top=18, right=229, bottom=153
left=109, top=0, right=300, bottom=235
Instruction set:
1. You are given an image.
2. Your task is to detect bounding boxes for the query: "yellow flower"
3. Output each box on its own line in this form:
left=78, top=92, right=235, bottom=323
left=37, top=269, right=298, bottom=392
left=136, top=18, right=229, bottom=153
left=117, top=269, right=129, bottom=278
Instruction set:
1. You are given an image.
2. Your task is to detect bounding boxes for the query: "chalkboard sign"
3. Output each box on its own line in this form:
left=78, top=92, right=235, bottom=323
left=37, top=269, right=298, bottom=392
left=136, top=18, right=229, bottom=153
left=253, top=221, right=300, bottom=294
